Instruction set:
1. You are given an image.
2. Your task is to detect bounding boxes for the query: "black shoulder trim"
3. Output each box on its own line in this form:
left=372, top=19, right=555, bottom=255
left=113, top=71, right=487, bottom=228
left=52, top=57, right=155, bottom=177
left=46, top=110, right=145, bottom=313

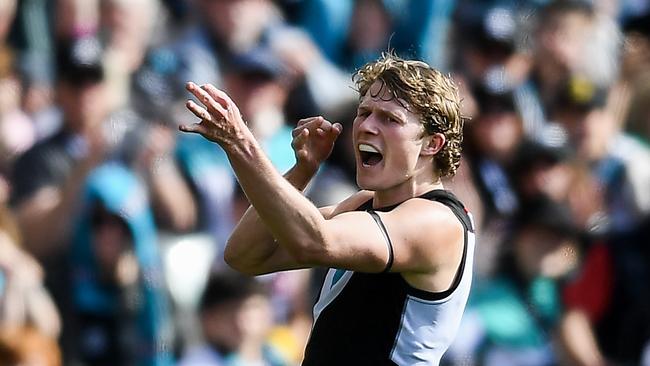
left=401, top=229, right=468, bottom=301
left=367, top=210, right=394, bottom=273
left=403, top=189, right=472, bottom=300
left=420, top=190, right=474, bottom=233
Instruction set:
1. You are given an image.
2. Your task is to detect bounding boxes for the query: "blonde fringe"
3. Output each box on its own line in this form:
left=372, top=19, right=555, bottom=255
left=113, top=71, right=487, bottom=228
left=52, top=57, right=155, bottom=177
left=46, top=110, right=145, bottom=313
left=353, top=53, right=464, bottom=178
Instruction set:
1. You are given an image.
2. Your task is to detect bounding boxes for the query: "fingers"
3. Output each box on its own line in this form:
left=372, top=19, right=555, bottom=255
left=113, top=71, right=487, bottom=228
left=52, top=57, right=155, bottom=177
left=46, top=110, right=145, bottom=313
left=291, top=126, right=304, bottom=138
left=178, top=122, right=207, bottom=135
left=291, top=128, right=309, bottom=148
left=293, top=116, right=340, bottom=136
left=186, top=82, right=228, bottom=117
left=201, top=84, right=234, bottom=111
left=297, top=116, right=319, bottom=127
left=316, top=118, right=333, bottom=133
left=292, top=120, right=343, bottom=146
left=292, top=117, right=318, bottom=137
left=297, top=116, right=330, bottom=129
left=186, top=100, right=212, bottom=121
left=332, top=122, right=343, bottom=135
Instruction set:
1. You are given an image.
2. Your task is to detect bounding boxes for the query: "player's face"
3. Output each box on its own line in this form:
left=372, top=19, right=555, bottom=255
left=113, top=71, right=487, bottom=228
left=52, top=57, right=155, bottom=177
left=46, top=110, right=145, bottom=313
left=352, top=81, right=429, bottom=193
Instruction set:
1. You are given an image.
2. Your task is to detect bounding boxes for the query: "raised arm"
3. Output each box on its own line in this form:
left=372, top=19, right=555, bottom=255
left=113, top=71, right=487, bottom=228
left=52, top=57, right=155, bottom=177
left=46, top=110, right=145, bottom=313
left=225, top=170, right=324, bottom=274
left=12, top=128, right=106, bottom=257
left=225, top=116, right=341, bottom=274
left=179, top=83, right=464, bottom=283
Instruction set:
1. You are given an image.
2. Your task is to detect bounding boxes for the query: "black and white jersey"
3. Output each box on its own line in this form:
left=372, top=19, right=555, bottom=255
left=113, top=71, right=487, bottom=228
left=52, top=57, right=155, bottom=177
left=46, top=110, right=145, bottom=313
left=302, top=190, right=476, bottom=366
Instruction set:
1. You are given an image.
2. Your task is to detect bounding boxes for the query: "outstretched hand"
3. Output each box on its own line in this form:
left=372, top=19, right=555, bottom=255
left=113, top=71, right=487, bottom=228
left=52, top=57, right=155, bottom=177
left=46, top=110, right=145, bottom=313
left=291, top=116, right=342, bottom=173
left=179, top=82, right=248, bottom=146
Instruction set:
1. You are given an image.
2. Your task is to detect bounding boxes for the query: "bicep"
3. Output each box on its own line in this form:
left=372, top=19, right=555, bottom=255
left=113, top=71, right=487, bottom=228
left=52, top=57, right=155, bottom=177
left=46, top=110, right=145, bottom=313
left=243, top=191, right=374, bottom=275
left=309, top=201, right=464, bottom=274
left=234, top=204, right=343, bottom=275
left=247, top=245, right=312, bottom=275
left=313, top=210, right=394, bottom=272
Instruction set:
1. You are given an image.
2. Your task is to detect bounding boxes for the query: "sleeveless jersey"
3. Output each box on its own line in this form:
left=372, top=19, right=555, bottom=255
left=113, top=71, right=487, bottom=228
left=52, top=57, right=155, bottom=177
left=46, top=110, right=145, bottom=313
left=302, top=190, right=476, bottom=366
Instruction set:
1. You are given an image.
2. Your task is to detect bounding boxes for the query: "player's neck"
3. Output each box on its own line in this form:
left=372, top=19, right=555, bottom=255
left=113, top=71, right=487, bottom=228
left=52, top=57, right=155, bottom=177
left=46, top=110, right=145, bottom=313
left=372, top=178, right=444, bottom=209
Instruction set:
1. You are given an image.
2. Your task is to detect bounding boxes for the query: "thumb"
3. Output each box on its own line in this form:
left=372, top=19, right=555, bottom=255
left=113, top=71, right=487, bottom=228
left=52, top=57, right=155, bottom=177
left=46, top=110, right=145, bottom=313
left=332, top=123, right=343, bottom=135
left=291, top=128, right=309, bottom=150
left=178, top=123, right=206, bottom=135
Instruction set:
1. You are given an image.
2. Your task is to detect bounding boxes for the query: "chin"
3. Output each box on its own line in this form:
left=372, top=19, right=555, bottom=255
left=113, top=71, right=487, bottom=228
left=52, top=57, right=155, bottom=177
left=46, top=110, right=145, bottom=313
left=355, top=175, right=372, bottom=190
left=356, top=173, right=384, bottom=191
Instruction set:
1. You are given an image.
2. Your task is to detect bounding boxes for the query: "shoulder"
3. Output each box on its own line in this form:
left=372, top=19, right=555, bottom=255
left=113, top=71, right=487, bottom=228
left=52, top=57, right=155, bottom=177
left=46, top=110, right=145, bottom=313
left=15, top=132, right=68, bottom=167
left=382, top=197, right=465, bottom=273
left=391, top=197, right=465, bottom=238
left=329, top=190, right=374, bottom=216
left=10, top=134, right=69, bottom=206
left=320, top=190, right=372, bottom=219
left=14, top=139, right=52, bottom=167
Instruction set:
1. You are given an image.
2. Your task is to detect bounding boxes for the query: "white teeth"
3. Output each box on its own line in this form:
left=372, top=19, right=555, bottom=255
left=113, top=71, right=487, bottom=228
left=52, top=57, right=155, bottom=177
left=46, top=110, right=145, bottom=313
left=359, top=144, right=379, bottom=153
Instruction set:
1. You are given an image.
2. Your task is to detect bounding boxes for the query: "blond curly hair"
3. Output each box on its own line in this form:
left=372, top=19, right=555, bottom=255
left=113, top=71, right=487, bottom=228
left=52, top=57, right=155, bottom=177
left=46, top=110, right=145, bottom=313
left=353, top=53, right=463, bottom=178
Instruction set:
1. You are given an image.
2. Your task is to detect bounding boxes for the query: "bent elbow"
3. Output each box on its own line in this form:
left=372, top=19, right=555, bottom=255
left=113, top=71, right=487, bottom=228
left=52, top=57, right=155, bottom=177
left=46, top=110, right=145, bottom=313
left=223, top=239, right=248, bottom=273
left=223, top=249, right=238, bottom=269
left=223, top=238, right=277, bottom=276
left=288, top=237, right=331, bottom=267
left=223, top=253, right=261, bottom=276
left=223, top=240, right=236, bottom=265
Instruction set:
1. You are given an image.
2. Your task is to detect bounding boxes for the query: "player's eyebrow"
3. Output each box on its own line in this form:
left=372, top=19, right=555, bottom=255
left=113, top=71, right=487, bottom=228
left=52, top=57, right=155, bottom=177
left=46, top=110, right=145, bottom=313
left=357, top=102, right=408, bottom=124
left=385, top=109, right=407, bottom=124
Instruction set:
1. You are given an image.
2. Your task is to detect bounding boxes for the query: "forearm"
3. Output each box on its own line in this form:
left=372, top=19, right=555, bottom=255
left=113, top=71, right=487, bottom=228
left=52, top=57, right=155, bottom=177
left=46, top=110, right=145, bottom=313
left=144, top=158, right=198, bottom=232
left=225, top=162, right=318, bottom=271
left=180, top=83, right=341, bottom=271
left=225, top=134, right=329, bottom=265
left=17, top=161, right=93, bottom=257
left=558, top=309, right=606, bottom=366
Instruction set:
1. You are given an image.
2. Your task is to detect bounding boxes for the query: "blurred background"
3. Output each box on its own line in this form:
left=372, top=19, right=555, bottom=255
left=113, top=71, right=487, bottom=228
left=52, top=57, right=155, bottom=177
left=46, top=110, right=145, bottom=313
left=0, top=0, right=649, bottom=365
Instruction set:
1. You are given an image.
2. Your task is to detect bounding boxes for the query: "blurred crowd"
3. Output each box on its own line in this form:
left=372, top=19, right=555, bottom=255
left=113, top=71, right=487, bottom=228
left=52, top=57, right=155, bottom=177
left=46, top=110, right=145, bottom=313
left=0, top=0, right=649, bottom=365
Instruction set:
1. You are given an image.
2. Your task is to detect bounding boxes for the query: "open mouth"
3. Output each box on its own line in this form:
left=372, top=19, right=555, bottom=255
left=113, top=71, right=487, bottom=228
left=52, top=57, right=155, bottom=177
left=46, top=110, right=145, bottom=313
left=359, top=143, right=383, bottom=167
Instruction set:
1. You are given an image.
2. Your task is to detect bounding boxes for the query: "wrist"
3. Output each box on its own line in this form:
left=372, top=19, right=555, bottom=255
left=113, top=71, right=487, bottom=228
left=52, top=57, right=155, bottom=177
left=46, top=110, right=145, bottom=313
left=295, top=161, right=318, bottom=178
left=287, top=163, right=318, bottom=191
left=222, top=128, right=257, bottom=157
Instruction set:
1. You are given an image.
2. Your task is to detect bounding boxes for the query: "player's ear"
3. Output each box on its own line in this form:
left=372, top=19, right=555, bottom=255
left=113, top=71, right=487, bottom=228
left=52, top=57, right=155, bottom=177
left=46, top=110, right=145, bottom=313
left=421, top=133, right=445, bottom=156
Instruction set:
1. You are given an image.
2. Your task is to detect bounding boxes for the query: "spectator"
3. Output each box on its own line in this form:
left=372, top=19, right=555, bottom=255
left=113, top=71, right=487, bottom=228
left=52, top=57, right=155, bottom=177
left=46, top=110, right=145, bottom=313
left=64, top=163, right=173, bottom=365
left=621, top=12, right=650, bottom=144
left=100, top=0, right=164, bottom=111
left=594, top=216, right=650, bottom=365
left=296, top=0, right=454, bottom=70
left=514, top=0, right=596, bottom=140
left=510, top=137, right=573, bottom=206
left=96, top=0, right=199, bottom=234
left=267, top=27, right=357, bottom=126
left=9, top=35, right=112, bottom=257
left=162, top=0, right=285, bottom=92
left=452, top=1, right=524, bottom=91
left=551, top=77, right=650, bottom=233
left=461, top=84, right=524, bottom=277
left=175, top=45, right=297, bottom=263
left=8, top=0, right=58, bottom=140
left=178, top=271, right=288, bottom=366
left=0, top=0, right=35, bottom=204
left=341, top=0, right=393, bottom=71
left=466, top=84, right=523, bottom=221
left=445, top=198, right=580, bottom=366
